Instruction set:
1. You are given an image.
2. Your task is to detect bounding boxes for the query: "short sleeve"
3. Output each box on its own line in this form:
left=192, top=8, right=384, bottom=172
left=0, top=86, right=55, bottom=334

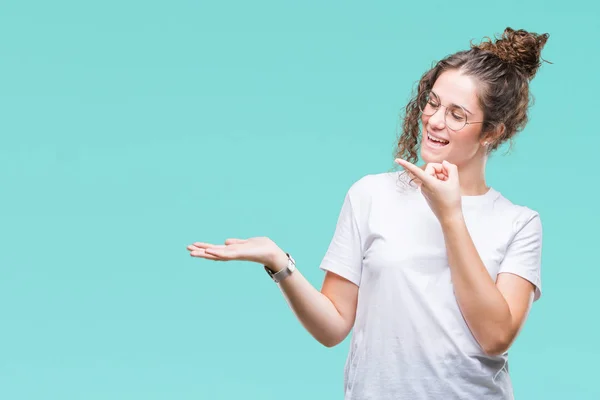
left=498, top=211, right=543, bottom=301
left=319, top=191, right=364, bottom=286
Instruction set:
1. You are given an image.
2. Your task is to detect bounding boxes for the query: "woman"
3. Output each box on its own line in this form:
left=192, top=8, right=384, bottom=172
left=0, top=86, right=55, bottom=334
left=188, top=27, right=549, bottom=399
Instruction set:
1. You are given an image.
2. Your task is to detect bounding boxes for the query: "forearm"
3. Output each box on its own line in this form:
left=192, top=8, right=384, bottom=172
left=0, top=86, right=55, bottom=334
left=441, top=215, right=513, bottom=355
left=267, top=251, right=350, bottom=347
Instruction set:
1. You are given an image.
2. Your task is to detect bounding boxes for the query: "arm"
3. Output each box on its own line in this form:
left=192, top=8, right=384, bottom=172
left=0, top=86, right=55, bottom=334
left=193, top=186, right=363, bottom=348
left=268, top=249, right=359, bottom=348
left=394, top=158, right=540, bottom=357
left=441, top=215, right=536, bottom=356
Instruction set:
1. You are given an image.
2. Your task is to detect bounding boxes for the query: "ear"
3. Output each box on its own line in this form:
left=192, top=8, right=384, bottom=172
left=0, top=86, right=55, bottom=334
left=481, top=123, right=506, bottom=147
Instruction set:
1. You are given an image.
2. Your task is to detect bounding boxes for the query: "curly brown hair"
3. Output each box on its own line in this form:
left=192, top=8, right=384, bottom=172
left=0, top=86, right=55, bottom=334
left=394, top=27, right=550, bottom=165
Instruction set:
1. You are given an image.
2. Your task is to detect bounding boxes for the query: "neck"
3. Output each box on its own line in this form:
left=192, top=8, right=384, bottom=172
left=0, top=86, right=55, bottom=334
left=456, top=155, right=489, bottom=196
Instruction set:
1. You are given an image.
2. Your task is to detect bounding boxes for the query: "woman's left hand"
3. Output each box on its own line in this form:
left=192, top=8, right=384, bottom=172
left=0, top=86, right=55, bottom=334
left=395, top=158, right=463, bottom=224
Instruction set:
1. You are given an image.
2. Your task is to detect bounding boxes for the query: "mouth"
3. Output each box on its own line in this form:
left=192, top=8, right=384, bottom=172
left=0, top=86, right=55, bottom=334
left=426, top=131, right=450, bottom=147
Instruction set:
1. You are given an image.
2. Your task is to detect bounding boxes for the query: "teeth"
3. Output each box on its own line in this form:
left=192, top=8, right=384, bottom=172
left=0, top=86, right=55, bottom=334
left=428, top=132, right=449, bottom=144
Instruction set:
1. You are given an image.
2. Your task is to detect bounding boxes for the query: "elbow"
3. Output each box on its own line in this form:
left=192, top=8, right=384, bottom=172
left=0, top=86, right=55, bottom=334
left=320, top=336, right=344, bottom=348
left=315, top=317, right=353, bottom=348
left=319, top=330, right=349, bottom=348
left=481, top=335, right=513, bottom=357
left=482, top=343, right=508, bottom=357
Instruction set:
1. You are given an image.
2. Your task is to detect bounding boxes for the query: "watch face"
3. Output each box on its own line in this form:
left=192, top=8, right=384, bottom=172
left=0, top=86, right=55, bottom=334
left=288, top=256, right=296, bottom=271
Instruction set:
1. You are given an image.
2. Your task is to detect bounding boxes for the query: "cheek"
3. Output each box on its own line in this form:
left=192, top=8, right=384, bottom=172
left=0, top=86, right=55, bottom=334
left=448, top=130, right=483, bottom=155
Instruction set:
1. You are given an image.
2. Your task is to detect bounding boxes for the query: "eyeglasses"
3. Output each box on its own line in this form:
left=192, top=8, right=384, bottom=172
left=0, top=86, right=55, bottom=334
left=418, top=90, right=485, bottom=131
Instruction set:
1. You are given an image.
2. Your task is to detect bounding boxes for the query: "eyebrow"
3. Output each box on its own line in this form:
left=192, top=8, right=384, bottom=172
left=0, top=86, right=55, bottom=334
left=431, top=90, right=474, bottom=115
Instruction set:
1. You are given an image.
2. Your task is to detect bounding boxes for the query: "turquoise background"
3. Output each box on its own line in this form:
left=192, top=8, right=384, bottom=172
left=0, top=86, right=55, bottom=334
left=0, top=0, right=597, bottom=399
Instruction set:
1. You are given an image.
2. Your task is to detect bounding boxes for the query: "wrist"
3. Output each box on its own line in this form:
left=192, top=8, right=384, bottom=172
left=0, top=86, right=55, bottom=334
left=265, top=248, right=289, bottom=273
left=440, top=210, right=465, bottom=228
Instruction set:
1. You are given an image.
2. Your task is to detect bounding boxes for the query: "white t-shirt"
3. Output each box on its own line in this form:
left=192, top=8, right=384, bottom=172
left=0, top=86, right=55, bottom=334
left=319, top=171, right=543, bottom=400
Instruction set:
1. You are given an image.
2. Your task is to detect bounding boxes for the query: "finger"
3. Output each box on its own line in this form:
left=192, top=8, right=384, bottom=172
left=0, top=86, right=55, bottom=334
left=426, top=163, right=445, bottom=175
left=431, top=163, right=445, bottom=174
left=424, top=162, right=448, bottom=181
left=425, top=165, right=445, bottom=180
left=428, top=170, right=446, bottom=181
left=425, top=168, right=445, bottom=182
left=424, top=164, right=436, bottom=177
left=189, top=248, right=224, bottom=260
left=192, top=242, right=225, bottom=249
left=442, top=160, right=457, bottom=172
left=410, top=176, right=423, bottom=188
left=225, top=238, right=248, bottom=245
left=191, top=242, right=214, bottom=249
left=433, top=165, right=447, bottom=181
left=187, top=244, right=208, bottom=251
left=395, top=159, right=434, bottom=186
left=442, top=160, right=459, bottom=180
left=204, top=245, right=240, bottom=260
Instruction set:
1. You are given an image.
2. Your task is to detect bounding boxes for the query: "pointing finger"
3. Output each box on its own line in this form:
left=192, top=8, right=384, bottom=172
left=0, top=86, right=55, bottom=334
left=395, top=159, right=434, bottom=186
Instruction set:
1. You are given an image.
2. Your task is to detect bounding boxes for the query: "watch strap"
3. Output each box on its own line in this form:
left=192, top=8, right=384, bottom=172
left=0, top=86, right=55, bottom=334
left=264, top=253, right=295, bottom=283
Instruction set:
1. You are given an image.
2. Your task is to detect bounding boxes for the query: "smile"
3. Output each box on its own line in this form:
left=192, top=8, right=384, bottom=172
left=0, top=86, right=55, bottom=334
left=427, top=131, right=449, bottom=146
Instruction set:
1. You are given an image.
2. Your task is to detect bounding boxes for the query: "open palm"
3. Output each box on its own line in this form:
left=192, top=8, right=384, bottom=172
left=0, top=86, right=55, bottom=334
left=187, top=236, right=279, bottom=266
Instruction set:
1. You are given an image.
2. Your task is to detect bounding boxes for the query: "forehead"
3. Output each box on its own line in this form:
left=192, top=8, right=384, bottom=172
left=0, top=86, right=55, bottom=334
left=431, top=70, right=481, bottom=113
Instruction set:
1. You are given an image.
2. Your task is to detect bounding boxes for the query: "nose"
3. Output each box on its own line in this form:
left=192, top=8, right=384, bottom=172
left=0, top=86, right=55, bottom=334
left=427, top=107, right=446, bottom=130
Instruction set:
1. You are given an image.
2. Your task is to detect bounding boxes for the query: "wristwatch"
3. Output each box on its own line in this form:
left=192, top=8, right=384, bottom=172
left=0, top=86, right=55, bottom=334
left=264, top=252, right=296, bottom=283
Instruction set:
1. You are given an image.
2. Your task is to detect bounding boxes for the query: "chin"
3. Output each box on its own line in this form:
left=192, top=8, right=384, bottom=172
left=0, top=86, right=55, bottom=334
left=420, top=144, right=448, bottom=164
left=419, top=129, right=453, bottom=164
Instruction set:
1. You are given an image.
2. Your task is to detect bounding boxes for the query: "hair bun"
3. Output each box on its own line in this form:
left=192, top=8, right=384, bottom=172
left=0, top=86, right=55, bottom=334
left=475, top=27, right=550, bottom=79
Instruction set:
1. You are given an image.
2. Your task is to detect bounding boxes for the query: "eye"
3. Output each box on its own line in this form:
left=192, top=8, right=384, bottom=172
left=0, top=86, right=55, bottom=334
left=450, top=108, right=466, bottom=122
left=428, top=98, right=440, bottom=107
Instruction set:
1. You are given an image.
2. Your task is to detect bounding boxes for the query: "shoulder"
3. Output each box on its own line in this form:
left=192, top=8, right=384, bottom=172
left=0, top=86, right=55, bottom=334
left=341, top=171, right=413, bottom=225
left=493, top=192, right=542, bottom=235
left=346, top=171, right=400, bottom=202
